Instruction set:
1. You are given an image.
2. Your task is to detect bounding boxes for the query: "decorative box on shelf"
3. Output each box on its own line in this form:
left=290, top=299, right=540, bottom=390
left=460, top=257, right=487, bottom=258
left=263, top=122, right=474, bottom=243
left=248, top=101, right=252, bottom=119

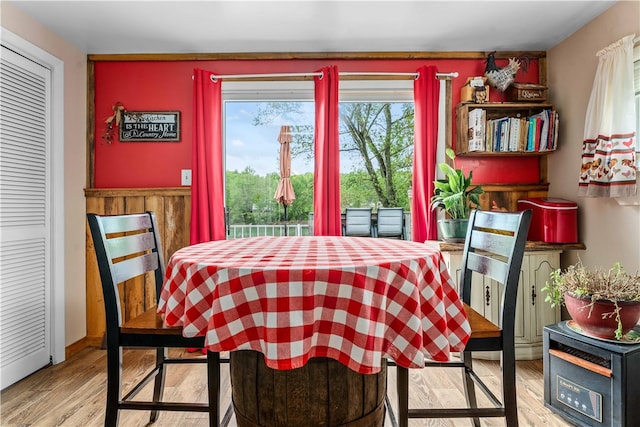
left=506, top=83, right=548, bottom=102
left=460, top=76, right=490, bottom=103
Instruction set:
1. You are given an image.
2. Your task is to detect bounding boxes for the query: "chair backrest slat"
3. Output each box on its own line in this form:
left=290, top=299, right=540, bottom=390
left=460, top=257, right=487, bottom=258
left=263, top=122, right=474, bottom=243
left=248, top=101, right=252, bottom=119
left=100, top=213, right=153, bottom=235
left=471, top=210, right=522, bottom=233
left=106, top=231, right=157, bottom=259
left=469, top=230, right=515, bottom=259
left=466, top=252, right=508, bottom=284
left=112, top=252, right=160, bottom=284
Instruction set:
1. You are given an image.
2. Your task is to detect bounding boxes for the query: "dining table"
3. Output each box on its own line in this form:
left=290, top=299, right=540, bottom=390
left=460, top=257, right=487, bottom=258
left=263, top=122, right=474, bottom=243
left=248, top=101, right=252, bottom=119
left=157, top=235, right=471, bottom=375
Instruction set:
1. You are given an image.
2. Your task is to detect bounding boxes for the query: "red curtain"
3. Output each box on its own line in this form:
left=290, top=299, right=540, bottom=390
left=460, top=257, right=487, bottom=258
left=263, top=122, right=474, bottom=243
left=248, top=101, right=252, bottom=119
left=190, top=68, right=226, bottom=244
left=412, top=65, right=440, bottom=242
left=313, top=66, right=342, bottom=236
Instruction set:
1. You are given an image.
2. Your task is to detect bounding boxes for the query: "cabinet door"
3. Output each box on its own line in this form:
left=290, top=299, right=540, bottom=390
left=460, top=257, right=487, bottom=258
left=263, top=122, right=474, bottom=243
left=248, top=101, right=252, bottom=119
left=472, top=274, right=501, bottom=323
left=442, top=252, right=500, bottom=324
left=513, top=267, right=527, bottom=344
left=480, top=270, right=526, bottom=343
left=526, top=252, right=561, bottom=342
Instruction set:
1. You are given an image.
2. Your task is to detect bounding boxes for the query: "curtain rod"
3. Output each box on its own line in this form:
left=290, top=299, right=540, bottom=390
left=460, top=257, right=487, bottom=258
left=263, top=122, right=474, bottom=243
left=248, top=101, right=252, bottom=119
left=208, top=71, right=458, bottom=82
left=341, top=71, right=459, bottom=79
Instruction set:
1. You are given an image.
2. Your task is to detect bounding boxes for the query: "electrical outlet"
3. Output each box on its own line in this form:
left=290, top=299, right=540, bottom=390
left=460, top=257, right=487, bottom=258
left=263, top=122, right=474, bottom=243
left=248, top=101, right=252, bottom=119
left=181, top=169, right=192, bottom=186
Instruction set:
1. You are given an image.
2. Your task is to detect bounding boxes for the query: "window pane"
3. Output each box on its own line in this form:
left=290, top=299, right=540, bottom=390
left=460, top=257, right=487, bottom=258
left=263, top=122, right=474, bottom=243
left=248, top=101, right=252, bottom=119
left=339, top=102, right=414, bottom=211
left=224, top=101, right=314, bottom=237
left=635, top=53, right=640, bottom=170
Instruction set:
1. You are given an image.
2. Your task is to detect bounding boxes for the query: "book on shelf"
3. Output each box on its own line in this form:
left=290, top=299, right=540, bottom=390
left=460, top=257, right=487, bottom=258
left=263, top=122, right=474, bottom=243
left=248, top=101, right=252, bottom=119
left=526, top=118, right=535, bottom=151
left=534, top=116, right=543, bottom=151
left=508, top=117, right=521, bottom=152
left=552, top=111, right=559, bottom=150
left=485, top=120, right=496, bottom=152
left=493, top=118, right=502, bottom=151
left=499, top=118, right=510, bottom=152
left=518, top=117, right=528, bottom=152
left=467, top=108, right=486, bottom=152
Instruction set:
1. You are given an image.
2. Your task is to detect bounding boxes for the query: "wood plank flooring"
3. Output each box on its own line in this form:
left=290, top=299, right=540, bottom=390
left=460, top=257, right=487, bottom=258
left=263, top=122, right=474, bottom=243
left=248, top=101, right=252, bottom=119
left=1, top=347, right=571, bottom=426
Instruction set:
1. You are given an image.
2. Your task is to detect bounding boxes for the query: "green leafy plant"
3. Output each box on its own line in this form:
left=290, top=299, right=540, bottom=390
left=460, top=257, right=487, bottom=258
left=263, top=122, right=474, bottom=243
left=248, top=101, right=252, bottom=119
left=430, top=148, right=483, bottom=219
left=542, top=261, right=640, bottom=340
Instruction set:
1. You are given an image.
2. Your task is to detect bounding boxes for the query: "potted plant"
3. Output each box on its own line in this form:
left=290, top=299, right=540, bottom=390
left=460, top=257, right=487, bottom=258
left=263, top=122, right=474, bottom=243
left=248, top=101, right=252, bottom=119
left=430, top=148, right=484, bottom=242
left=542, top=261, right=640, bottom=340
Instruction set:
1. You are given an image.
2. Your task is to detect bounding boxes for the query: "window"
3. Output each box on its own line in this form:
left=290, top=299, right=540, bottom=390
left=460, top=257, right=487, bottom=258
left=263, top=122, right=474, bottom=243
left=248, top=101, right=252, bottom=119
left=222, top=79, right=418, bottom=236
left=616, top=42, right=639, bottom=205
left=339, top=80, right=414, bottom=211
left=223, top=81, right=314, bottom=237
left=634, top=42, right=640, bottom=170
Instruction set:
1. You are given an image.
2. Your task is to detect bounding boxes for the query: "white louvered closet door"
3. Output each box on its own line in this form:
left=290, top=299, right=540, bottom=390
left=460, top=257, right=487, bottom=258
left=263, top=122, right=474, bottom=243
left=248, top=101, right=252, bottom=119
left=0, top=45, right=52, bottom=389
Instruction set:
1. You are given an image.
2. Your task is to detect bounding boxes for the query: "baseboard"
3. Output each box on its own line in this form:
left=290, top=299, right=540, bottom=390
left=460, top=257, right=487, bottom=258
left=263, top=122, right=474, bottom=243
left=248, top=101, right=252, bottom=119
left=65, top=336, right=103, bottom=358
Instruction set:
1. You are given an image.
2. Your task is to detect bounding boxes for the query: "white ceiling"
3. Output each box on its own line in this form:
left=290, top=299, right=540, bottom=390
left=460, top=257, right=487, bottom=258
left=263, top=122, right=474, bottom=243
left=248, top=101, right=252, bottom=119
left=6, top=0, right=617, bottom=54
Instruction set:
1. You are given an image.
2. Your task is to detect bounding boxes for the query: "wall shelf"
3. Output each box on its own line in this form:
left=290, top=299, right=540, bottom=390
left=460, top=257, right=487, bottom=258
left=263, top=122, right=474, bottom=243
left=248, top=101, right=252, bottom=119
left=456, top=102, right=558, bottom=156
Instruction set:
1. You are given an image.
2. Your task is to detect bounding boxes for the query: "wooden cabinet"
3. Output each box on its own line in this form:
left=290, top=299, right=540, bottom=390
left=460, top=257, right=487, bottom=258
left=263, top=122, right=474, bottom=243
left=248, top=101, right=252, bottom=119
left=428, top=241, right=563, bottom=360
left=455, top=102, right=558, bottom=156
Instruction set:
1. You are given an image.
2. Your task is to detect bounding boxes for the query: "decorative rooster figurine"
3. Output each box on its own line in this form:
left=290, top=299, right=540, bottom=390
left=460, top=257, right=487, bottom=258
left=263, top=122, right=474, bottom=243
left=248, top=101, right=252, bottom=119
left=484, top=52, right=521, bottom=92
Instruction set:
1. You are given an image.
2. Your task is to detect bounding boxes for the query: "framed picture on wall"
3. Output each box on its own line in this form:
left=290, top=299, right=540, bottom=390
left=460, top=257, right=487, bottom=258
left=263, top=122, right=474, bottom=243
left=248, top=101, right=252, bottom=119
left=120, top=111, right=180, bottom=142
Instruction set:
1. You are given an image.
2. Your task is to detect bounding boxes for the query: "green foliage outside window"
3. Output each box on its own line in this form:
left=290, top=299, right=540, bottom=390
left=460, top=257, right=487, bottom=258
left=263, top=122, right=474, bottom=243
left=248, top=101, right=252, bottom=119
left=226, top=100, right=415, bottom=226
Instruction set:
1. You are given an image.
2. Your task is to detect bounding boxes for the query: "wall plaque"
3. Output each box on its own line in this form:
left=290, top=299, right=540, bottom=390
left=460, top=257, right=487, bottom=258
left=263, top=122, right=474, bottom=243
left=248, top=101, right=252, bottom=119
left=120, top=111, right=180, bottom=142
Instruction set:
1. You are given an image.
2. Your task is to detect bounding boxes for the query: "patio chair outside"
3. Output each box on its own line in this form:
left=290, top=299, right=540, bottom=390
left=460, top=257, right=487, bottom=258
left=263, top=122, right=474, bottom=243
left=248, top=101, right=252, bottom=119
left=343, top=208, right=374, bottom=237
left=375, top=207, right=405, bottom=239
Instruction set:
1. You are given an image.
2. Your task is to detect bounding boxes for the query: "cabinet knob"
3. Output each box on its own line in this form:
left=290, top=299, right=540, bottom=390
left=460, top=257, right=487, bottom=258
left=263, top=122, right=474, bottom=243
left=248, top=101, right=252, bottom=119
left=485, top=285, right=491, bottom=306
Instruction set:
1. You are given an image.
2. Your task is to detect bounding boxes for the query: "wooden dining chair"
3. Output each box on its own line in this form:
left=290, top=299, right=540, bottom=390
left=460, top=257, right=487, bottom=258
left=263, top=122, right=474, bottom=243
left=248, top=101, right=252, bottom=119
left=87, top=212, right=226, bottom=427
left=375, top=207, right=405, bottom=239
left=343, top=208, right=374, bottom=236
left=396, top=209, right=531, bottom=427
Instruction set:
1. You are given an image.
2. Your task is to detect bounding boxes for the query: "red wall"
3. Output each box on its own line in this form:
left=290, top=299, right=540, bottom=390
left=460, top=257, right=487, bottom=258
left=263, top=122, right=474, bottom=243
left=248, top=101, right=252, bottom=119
left=93, top=57, right=540, bottom=188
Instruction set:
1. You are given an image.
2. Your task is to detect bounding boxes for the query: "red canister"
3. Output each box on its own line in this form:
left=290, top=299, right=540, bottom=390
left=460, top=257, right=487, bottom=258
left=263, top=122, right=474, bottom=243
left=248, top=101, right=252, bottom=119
left=517, top=198, right=578, bottom=243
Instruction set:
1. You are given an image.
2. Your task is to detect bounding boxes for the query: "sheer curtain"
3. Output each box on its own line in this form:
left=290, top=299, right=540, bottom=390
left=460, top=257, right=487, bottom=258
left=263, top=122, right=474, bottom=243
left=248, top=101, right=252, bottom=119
left=313, top=65, right=342, bottom=236
left=191, top=68, right=226, bottom=243
left=412, top=65, right=440, bottom=242
left=578, top=34, right=637, bottom=198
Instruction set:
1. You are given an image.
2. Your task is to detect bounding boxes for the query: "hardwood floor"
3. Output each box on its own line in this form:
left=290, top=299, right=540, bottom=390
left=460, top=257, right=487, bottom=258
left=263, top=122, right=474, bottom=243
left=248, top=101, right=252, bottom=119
left=1, top=347, right=571, bottom=426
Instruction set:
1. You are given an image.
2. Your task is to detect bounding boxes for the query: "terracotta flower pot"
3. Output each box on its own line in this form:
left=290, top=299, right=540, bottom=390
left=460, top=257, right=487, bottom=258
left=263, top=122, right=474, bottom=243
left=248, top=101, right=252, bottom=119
left=564, top=292, right=640, bottom=339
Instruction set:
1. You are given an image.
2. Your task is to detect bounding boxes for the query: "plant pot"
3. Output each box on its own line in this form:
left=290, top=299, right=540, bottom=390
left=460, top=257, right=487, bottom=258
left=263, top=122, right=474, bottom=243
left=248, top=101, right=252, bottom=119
left=564, top=292, right=640, bottom=340
left=438, top=218, right=469, bottom=243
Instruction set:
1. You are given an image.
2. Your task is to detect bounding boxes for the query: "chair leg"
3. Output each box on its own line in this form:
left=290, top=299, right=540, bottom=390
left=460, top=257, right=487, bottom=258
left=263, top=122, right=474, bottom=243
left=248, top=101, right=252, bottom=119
left=501, top=349, right=519, bottom=427
left=207, top=350, right=221, bottom=427
left=396, top=366, right=409, bottom=427
left=149, top=347, right=168, bottom=422
left=462, top=351, right=481, bottom=427
left=104, top=345, right=122, bottom=427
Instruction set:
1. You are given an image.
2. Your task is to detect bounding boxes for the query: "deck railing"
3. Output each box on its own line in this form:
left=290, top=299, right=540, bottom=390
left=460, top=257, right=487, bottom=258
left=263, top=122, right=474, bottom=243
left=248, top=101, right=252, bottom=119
left=228, top=223, right=311, bottom=239
left=227, top=212, right=412, bottom=240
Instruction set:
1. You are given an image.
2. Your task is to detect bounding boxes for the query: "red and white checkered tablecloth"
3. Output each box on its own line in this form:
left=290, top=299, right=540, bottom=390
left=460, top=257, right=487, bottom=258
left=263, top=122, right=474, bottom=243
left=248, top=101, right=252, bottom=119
left=158, top=236, right=470, bottom=374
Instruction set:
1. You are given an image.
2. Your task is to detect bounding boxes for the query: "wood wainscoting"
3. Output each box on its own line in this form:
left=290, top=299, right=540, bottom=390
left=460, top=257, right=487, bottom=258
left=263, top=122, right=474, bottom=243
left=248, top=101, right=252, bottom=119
left=478, top=183, right=549, bottom=212
left=84, top=187, right=191, bottom=346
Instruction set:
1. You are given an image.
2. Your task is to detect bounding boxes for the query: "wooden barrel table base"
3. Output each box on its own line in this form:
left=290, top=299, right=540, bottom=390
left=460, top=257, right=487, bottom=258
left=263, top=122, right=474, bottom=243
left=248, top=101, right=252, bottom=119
left=230, top=350, right=387, bottom=427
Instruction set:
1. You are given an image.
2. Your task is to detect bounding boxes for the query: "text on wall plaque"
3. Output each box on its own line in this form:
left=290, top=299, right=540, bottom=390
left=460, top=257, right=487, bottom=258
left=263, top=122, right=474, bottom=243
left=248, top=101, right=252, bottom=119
left=120, top=111, right=180, bottom=142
